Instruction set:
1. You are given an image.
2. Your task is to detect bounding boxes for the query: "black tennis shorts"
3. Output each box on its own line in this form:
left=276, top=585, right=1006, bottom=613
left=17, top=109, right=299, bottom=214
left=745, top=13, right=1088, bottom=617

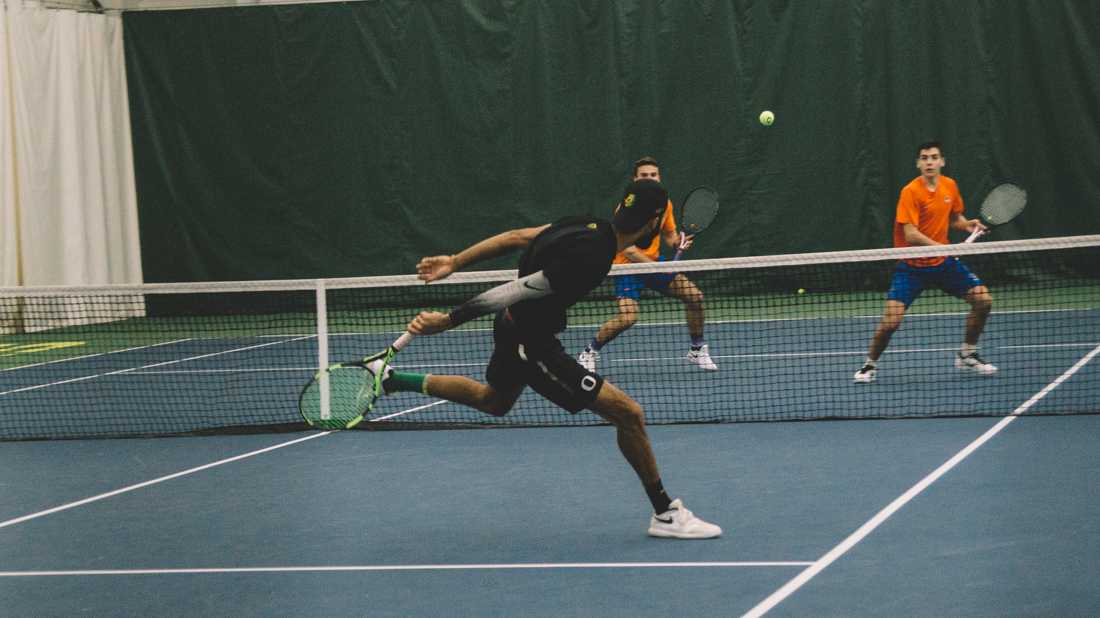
left=486, top=310, right=604, bottom=413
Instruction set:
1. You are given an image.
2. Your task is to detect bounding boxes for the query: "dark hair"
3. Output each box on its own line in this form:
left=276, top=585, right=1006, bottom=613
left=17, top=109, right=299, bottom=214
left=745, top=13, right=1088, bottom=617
left=632, top=156, right=660, bottom=177
left=917, top=141, right=943, bottom=157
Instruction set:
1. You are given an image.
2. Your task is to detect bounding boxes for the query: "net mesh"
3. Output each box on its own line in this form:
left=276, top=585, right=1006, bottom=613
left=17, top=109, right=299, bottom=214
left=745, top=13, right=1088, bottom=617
left=2, top=236, right=1098, bottom=440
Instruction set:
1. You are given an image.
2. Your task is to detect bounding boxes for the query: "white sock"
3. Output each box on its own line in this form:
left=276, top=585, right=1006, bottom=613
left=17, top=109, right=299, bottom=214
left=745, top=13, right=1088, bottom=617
left=960, top=343, right=977, bottom=356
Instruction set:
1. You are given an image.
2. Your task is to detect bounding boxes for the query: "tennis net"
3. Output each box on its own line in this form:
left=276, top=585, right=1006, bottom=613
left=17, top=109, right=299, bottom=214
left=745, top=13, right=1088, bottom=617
left=2, top=235, right=1098, bottom=439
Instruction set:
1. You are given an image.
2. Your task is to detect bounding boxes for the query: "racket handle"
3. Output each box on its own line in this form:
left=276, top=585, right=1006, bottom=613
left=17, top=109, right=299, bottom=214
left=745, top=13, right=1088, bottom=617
left=964, top=228, right=985, bottom=244
left=392, top=331, right=415, bottom=351
left=671, top=231, right=687, bottom=261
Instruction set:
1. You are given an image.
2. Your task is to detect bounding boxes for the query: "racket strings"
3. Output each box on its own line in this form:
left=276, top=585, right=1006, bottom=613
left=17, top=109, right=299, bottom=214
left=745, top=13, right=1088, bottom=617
left=981, top=184, right=1027, bottom=224
left=680, top=187, right=720, bottom=234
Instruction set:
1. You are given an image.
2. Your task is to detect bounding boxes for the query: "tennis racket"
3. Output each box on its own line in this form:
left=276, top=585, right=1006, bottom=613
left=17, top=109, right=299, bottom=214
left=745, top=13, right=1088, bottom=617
left=965, top=182, right=1027, bottom=243
left=674, top=186, right=720, bottom=260
left=298, top=332, right=414, bottom=429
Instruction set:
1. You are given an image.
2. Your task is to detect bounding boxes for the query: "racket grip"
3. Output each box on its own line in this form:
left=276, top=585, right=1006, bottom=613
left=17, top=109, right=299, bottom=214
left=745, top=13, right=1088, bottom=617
left=392, top=331, right=415, bottom=351
left=964, top=228, right=985, bottom=244
left=673, top=250, right=684, bottom=261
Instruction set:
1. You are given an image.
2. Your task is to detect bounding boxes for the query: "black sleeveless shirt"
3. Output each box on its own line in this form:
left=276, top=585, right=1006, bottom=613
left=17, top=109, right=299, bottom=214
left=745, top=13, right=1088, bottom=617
left=508, top=217, right=617, bottom=337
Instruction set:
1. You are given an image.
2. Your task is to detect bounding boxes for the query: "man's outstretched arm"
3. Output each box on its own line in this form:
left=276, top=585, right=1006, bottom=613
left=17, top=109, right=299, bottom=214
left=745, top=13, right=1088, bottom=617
left=417, top=225, right=549, bottom=282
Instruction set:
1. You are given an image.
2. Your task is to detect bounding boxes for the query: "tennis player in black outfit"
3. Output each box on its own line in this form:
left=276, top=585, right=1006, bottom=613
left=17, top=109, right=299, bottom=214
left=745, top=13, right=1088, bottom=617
left=373, top=179, right=721, bottom=539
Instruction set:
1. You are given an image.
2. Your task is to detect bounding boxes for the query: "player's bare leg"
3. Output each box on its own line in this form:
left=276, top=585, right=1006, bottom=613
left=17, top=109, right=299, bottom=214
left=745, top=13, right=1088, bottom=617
left=372, top=362, right=524, bottom=417
left=588, top=380, right=721, bottom=539
left=587, top=380, right=659, bottom=483
left=578, top=298, right=639, bottom=371
left=854, top=300, right=906, bottom=382
left=868, top=300, right=906, bottom=360
left=664, top=274, right=705, bottom=340
left=423, top=376, right=525, bottom=417
left=962, top=285, right=993, bottom=345
left=664, top=274, right=716, bottom=369
left=956, top=285, right=997, bottom=375
left=595, top=297, right=640, bottom=347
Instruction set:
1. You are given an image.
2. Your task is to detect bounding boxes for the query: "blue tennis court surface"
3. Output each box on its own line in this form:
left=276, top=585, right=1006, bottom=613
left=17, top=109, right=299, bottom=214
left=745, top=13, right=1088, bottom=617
left=3, top=298, right=1099, bottom=614
left=3, top=415, right=1098, bottom=615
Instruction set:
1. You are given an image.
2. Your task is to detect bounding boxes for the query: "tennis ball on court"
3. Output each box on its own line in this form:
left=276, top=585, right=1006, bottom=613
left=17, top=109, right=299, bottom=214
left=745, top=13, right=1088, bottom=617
left=759, top=110, right=775, bottom=126
left=797, top=288, right=806, bottom=294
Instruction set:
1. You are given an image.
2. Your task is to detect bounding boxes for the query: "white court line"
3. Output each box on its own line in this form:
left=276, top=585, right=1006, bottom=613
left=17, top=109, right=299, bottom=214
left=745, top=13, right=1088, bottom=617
left=0, top=336, right=313, bottom=396
left=61, top=340, right=1100, bottom=377
left=133, top=363, right=486, bottom=374
left=7, top=306, right=1087, bottom=376
left=369, top=399, right=448, bottom=422
left=125, top=362, right=489, bottom=374
left=0, top=399, right=450, bottom=531
left=0, top=339, right=193, bottom=373
left=134, top=368, right=318, bottom=374
left=250, top=306, right=1095, bottom=339
left=612, top=342, right=1093, bottom=364
left=0, top=432, right=331, bottom=530
left=616, top=347, right=955, bottom=363
left=742, top=343, right=1100, bottom=618
left=390, top=361, right=486, bottom=368
left=1000, top=342, right=1100, bottom=349
left=0, top=561, right=812, bottom=577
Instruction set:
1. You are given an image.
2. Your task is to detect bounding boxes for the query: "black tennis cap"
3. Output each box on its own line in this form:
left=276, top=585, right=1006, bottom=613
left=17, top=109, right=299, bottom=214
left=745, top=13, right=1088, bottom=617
left=612, top=179, right=667, bottom=232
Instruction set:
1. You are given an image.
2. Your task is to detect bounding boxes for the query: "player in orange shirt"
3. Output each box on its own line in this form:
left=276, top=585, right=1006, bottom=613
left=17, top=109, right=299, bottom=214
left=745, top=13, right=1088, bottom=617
left=854, top=141, right=996, bottom=383
left=578, top=157, right=717, bottom=372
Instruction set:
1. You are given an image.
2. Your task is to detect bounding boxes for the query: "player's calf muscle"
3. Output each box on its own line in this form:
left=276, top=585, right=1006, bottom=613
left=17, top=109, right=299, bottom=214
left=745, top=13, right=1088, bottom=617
left=967, top=288, right=992, bottom=312
left=427, top=376, right=512, bottom=416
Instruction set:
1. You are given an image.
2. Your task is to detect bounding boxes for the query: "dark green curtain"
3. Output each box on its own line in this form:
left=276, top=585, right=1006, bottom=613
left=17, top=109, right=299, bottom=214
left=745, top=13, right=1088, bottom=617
left=124, top=1, right=1100, bottom=282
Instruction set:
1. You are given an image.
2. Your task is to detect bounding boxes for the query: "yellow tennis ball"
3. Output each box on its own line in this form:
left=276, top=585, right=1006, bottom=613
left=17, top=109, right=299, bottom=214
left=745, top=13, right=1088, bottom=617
left=798, top=288, right=805, bottom=294
left=759, top=110, right=775, bottom=126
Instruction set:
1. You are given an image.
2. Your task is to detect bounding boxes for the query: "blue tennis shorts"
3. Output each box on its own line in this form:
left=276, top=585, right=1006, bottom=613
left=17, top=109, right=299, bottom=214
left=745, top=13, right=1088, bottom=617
left=614, top=257, right=677, bottom=300
left=886, top=257, right=983, bottom=308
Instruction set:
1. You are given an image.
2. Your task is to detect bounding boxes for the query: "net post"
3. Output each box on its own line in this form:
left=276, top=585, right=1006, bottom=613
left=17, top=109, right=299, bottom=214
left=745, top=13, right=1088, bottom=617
left=315, top=280, right=331, bottom=420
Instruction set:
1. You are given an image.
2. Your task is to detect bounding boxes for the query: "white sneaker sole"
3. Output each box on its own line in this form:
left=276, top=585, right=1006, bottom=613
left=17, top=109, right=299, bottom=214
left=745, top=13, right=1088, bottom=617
left=687, top=358, right=719, bottom=371
left=648, top=525, right=722, bottom=539
left=954, top=359, right=997, bottom=376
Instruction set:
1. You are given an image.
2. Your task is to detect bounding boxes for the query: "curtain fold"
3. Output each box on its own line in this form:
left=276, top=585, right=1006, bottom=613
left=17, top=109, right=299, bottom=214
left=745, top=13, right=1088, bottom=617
left=1, top=2, right=19, bottom=288
left=1, top=1, right=143, bottom=334
left=1, top=1, right=142, bottom=288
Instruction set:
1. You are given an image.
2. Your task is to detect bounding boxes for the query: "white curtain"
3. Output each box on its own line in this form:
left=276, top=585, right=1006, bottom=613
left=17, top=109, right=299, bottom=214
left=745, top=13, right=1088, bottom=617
left=1, top=0, right=141, bottom=287
left=1, top=3, right=18, bottom=288
left=1, top=0, right=143, bottom=333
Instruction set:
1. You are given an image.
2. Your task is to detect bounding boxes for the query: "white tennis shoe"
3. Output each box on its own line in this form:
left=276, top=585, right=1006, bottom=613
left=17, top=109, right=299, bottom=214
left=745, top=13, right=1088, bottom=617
left=577, top=348, right=599, bottom=372
left=686, top=344, right=718, bottom=371
left=648, top=498, right=722, bottom=539
left=853, top=362, right=877, bottom=383
left=955, top=351, right=998, bottom=376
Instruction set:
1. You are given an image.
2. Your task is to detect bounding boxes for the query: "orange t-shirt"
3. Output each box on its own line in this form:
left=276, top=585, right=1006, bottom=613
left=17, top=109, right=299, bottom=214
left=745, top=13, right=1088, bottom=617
left=613, top=200, right=677, bottom=265
left=893, top=176, right=964, bottom=267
